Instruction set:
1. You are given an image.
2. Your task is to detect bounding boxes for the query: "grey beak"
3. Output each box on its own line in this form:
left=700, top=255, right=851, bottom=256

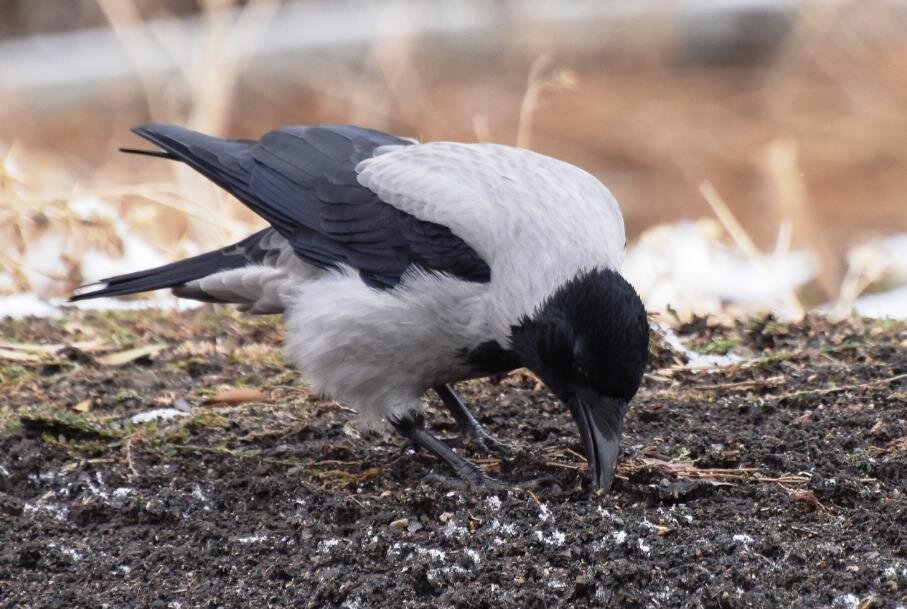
left=569, top=397, right=623, bottom=490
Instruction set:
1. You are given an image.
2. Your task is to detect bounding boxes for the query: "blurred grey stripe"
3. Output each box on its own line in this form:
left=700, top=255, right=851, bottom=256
left=0, top=0, right=798, bottom=92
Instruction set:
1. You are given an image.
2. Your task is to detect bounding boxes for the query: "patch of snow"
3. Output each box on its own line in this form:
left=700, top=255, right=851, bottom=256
left=534, top=529, right=565, bottom=546
left=69, top=196, right=117, bottom=220
left=855, top=286, right=907, bottom=318
left=443, top=519, right=467, bottom=538
left=0, top=465, right=9, bottom=477
left=624, top=220, right=816, bottom=317
left=484, top=495, right=502, bottom=511
left=317, top=538, right=340, bottom=553
left=191, top=485, right=211, bottom=511
left=0, top=271, right=16, bottom=293
left=613, top=530, right=627, bottom=545
left=341, top=598, right=364, bottom=609
left=113, top=487, right=132, bottom=498
left=637, top=538, right=651, bottom=554
left=236, top=535, right=268, bottom=544
left=416, top=547, right=447, bottom=561
left=842, top=233, right=907, bottom=319
left=658, top=324, right=742, bottom=367
left=464, top=549, right=482, bottom=565
left=48, top=541, right=83, bottom=561
left=114, top=565, right=132, bottom=575
left=547, top=579, right=566, bottom=590
left=22, top=232, right=67, bottom=296
left=131, top=408, right=189, bottom=424
left=85, top=473, right=109, bottom=501
left=0, top=291, right=204, bottom=320
left=66, top=294, right=203, bottom=314
left=733, top=533, right=754, bottom=544
left=0, top=294, right=62, bottom=319
left=538, top=503, right=551, bottom=522
left=837, top=594, right=859, bottom=609
left=23, top=501, right=68, bottom=521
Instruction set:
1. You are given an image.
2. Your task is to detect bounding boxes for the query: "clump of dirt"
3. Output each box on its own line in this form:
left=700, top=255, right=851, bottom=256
left=0, top=308, right=905, bottom=608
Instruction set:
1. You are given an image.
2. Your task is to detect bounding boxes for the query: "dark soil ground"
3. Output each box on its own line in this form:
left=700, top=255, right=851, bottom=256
left=0, top=308, right=904, bottom=609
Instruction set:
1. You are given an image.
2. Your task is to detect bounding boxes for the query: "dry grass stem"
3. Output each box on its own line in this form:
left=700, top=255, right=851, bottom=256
left=699, top=180, right=805, bottom=319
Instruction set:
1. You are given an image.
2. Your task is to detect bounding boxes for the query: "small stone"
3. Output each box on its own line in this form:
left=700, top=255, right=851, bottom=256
left=389, top=518, right=409, bottom=531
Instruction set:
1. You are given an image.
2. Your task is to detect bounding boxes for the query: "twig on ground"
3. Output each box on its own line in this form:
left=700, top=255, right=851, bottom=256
left=776, top=373, right=906, bottom=400
left=692, top=376, right=785, bottom=392
left=699, top=180, right=804, bottom=318
left=125, top=435, right=139, bottom=479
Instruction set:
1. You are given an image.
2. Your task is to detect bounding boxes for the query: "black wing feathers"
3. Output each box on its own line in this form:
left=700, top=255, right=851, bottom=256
left=70, top=228, right=277, bottom=301
left=120, top=123, right=489, bottom=290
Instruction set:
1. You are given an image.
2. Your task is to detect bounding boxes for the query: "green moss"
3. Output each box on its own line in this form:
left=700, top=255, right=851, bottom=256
left=689, top=338, right=739, bottom=356
left=186, top=410, right=229, bottom=430
left=0, top=364, right=35, bottom=385
left=19, top=404, right=123, bottom=441
left=165, top=356, right=207, bottom=373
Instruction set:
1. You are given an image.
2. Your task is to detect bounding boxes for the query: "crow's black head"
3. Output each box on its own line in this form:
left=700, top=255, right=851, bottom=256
left=511, top=268, right=649, bottom=489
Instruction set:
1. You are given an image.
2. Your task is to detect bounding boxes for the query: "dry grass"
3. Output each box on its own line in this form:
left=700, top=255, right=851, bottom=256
left=0, top=0, right=905, bottom=311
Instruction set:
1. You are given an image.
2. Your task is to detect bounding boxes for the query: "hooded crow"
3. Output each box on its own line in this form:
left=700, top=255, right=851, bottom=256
left=73, top=124, right=649, bottom=490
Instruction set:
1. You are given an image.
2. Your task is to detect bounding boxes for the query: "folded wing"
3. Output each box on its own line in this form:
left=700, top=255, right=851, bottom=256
left=123, top=123, right=491, bottom=289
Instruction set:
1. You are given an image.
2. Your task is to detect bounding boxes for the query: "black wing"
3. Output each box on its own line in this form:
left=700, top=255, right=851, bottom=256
left=128, top=123, right=491, bottom=289
left=71, top=228, right=281, bottom=301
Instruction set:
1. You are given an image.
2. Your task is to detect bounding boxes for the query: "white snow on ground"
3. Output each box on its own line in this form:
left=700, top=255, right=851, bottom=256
left=0, top=293, right=202, bottom=320
left=534, top=529, right=566, bottom=546
left=23, top=501, right=69, bottom=522
left=837, top=594, right=860, bottom=609
left=623, top=220, right=817, bottom=317
left=317, top=538, right=340, bottom=552
left=131, top=408, right=190, bottom=424
left=484, top=495, right=502, bottom=511
left=442, top=519, right=468, bottom=538
left=855, top=285, right=907, bottom=319
left=48, top=541, right=83, bottom=561
left=0, top=293, right=64, bottom=319
left=1, top=219, right=904, bottom=319
left=657, top=323, right=741, bottom=367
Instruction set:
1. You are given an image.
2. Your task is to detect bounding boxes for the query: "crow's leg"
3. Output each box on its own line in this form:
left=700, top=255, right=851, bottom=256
left=433, top=384, right=511, bottom=455
left=391, top=411, right=493, bottom=486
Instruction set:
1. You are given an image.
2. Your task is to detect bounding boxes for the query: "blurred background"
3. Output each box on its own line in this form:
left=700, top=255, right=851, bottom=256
left=0, top=0, right=905, bottom=319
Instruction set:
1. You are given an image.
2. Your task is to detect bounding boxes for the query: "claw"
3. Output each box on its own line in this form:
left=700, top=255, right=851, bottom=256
left=468, top=430, right=514, bottom=456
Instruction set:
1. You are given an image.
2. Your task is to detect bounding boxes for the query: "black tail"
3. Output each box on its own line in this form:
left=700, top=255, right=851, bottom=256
left=70, top=229, right=273, bottom=301
left=119, top=147, right=176, bottom=159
